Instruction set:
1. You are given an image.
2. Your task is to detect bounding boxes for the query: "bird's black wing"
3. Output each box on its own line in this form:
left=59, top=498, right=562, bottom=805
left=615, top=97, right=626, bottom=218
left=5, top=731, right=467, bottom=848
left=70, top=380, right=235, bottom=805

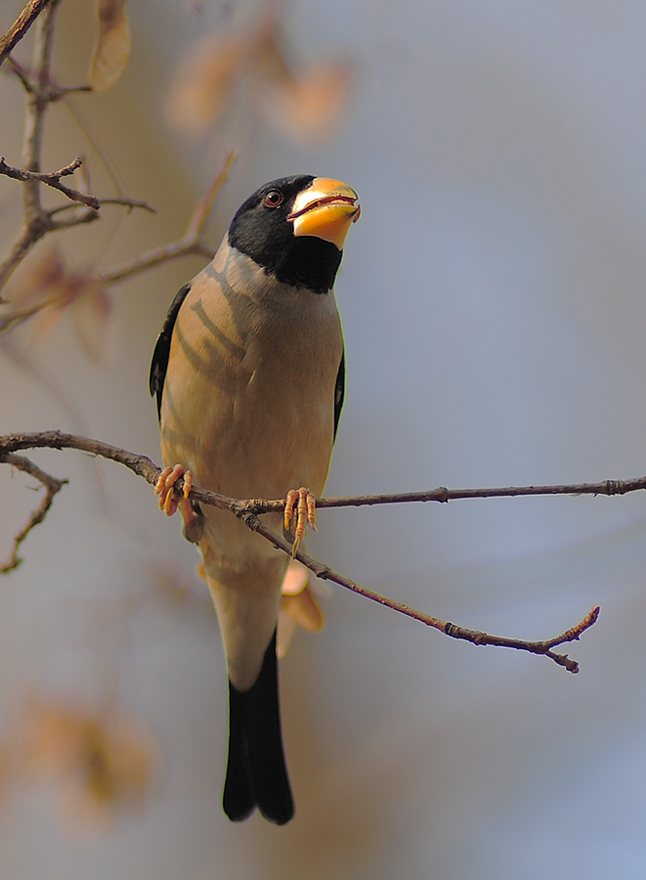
left=333, top=350, right=345, bottom=440
left=149, top=283, right=191, bottom=420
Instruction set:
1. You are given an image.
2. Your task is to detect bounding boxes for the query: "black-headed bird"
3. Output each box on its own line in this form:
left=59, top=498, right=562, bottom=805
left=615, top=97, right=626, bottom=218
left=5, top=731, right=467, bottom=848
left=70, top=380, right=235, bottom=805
left=149, top=176, right=360, bottom=825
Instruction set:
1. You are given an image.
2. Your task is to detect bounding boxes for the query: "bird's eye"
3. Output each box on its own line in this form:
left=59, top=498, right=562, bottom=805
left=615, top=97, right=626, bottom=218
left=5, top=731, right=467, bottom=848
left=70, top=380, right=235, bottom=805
left=263, top=189, right=283, bottom=208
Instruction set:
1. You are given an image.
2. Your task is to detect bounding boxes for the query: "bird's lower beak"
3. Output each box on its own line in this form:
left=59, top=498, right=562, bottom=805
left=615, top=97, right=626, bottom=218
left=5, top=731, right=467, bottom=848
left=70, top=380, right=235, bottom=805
left=288, top=178, right=360, bottom=249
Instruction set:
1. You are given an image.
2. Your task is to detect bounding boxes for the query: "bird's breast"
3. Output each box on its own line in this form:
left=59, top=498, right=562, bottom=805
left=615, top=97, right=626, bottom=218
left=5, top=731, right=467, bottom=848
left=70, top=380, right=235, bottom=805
left=159, top=244, right=344, bottom=505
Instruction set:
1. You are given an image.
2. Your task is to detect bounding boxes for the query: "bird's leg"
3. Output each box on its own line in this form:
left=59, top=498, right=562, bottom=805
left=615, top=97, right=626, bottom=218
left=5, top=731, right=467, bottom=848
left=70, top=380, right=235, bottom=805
left=155, top=464, right=203, bottom=543
left=284, top=487, right=317, bottom=556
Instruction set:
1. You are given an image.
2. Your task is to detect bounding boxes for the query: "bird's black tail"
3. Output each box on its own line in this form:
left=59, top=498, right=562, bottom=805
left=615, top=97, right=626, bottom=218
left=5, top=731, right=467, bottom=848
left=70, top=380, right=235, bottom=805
left=222, top=629, right=294, bottom=825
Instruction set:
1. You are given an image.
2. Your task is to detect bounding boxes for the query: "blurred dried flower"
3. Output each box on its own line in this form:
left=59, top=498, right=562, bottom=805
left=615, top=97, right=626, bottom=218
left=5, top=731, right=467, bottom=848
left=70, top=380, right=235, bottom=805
left=89, top=0, right=131, bottom=92
left=3, top=249, right=113, bottom=365
left=166, top=6, right=352, bottom=142
left=19, top=697, right=157, bottom=834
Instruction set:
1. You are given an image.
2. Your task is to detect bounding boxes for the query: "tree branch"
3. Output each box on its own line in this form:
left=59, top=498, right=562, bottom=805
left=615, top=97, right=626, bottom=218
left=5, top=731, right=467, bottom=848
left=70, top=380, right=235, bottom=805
left=240, top=476, right=646, bottom=514
left=0, top=155, right=101, bottom=209
left=0, top=430, right=604, bottom=672
left=0, top=0, right=55, bottom=68
left=238, top=508, right=598, bottom=674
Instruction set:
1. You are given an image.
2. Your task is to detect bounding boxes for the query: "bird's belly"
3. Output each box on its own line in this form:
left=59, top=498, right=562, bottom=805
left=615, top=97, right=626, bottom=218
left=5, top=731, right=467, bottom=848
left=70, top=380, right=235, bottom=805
left=160, top=318, right=340, bottom=572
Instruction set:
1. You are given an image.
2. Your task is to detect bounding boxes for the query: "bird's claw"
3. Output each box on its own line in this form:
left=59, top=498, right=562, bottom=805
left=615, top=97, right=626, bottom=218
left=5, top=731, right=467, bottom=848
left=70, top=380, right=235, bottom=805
left=154, top=464, right=202, bottom=542
left=155, top=464, right=192, bottom=515
left=284, top=487, right=317, bottom=557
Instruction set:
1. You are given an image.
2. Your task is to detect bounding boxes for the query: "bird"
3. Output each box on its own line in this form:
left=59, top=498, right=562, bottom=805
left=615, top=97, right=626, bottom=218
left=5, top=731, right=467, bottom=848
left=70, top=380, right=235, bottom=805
left=149, top=175, right=360, bottom=825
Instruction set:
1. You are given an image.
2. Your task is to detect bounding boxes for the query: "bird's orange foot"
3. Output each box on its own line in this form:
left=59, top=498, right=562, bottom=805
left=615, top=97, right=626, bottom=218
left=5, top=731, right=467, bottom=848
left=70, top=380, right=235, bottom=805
left=154, top=465, right=202, bottom=543
left=155, top=464, right=192, bottom=515
left=284, top=487, right=317, bottom=557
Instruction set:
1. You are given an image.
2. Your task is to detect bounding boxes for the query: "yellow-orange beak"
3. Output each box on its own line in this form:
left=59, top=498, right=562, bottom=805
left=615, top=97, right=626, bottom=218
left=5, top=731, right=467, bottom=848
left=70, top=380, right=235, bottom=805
left=288, top=178, right=360, bottom=250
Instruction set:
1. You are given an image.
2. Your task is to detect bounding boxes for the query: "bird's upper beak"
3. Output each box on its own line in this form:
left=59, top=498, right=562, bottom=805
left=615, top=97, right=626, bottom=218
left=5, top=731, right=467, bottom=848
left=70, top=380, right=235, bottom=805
left=288, top=178, right=361, bottom=249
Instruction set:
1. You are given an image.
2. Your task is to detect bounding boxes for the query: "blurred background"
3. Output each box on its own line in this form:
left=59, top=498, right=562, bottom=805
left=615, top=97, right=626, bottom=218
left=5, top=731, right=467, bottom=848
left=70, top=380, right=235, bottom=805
left=1, top=0, right=646, bottom=877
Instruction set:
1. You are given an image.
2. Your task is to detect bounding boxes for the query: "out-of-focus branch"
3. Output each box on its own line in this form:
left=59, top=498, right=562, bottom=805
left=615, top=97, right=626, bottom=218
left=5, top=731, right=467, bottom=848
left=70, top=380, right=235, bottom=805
left=0, top=0, right=54, bottom=68
left=0, top=430, right=603, bottom=672
left=98, top=150, right=237, bottom=285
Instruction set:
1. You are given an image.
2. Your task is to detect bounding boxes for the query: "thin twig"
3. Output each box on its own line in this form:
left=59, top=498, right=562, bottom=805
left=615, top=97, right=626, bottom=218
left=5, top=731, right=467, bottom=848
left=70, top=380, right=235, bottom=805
left=0, top=430, right=603, bottom=672
left=239, top=510, right=598, bottom=674
left=0, top=155, right=100, bottom=209
left=0, top=0, right=55, bottom=68
left=238, top=478, right=646, bottom=515
left=0, top=451, right=67, bottom=573
left=1, top=155, right=82, bottom=180
left=49, top=196, right=156, bottom=217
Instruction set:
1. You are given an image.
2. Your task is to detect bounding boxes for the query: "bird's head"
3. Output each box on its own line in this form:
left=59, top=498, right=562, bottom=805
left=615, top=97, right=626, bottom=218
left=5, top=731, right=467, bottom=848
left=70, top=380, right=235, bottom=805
left=228, top=175, right=360, bottom=293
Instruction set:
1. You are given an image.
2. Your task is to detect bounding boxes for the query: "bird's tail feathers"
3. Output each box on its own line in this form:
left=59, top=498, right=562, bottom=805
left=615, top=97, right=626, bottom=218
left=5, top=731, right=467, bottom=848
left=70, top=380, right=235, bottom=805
left=223, top=629, right=294, bottom=825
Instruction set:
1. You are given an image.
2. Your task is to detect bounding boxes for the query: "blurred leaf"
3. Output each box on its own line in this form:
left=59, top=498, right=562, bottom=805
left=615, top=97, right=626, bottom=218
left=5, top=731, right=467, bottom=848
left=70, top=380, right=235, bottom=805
left=4, top=249, right=113, bottom=363
left=6, top=249, right=66, bottom=311
left=166, top=5, right=353, bottom=141
left=165, top=32, right=247, bottom=133
left=89, top=0, right=131, bottom=92
left=263, top=57, right=353, bottom=142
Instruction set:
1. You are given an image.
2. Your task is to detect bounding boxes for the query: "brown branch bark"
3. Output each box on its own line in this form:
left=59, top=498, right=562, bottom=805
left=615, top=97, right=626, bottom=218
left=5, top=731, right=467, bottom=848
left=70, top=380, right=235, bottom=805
left=0, top=430, right=604, bottom=673
left=243, top=477, right=646, bottom=514
left=0, top=0, right=55, bottom=68
left=0, top=156, right=101, bottom=209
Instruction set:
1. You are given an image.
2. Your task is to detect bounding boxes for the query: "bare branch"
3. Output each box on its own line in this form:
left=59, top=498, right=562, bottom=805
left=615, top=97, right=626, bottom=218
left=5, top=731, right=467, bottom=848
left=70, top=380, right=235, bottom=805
left=0, top=431, right=162, bottom=486
left=0, top=451, right=67, bottom=573
left=0, top=156, right=100, bottom=209
left=238, top=509, right=598, bottom=674
left=2, top=155, right=82, bottom=180
left=0, top=0, right=55, bottom=68
left=238, top=477, right=646, bottom=515
left=0, top=430, right=603, bottom=672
